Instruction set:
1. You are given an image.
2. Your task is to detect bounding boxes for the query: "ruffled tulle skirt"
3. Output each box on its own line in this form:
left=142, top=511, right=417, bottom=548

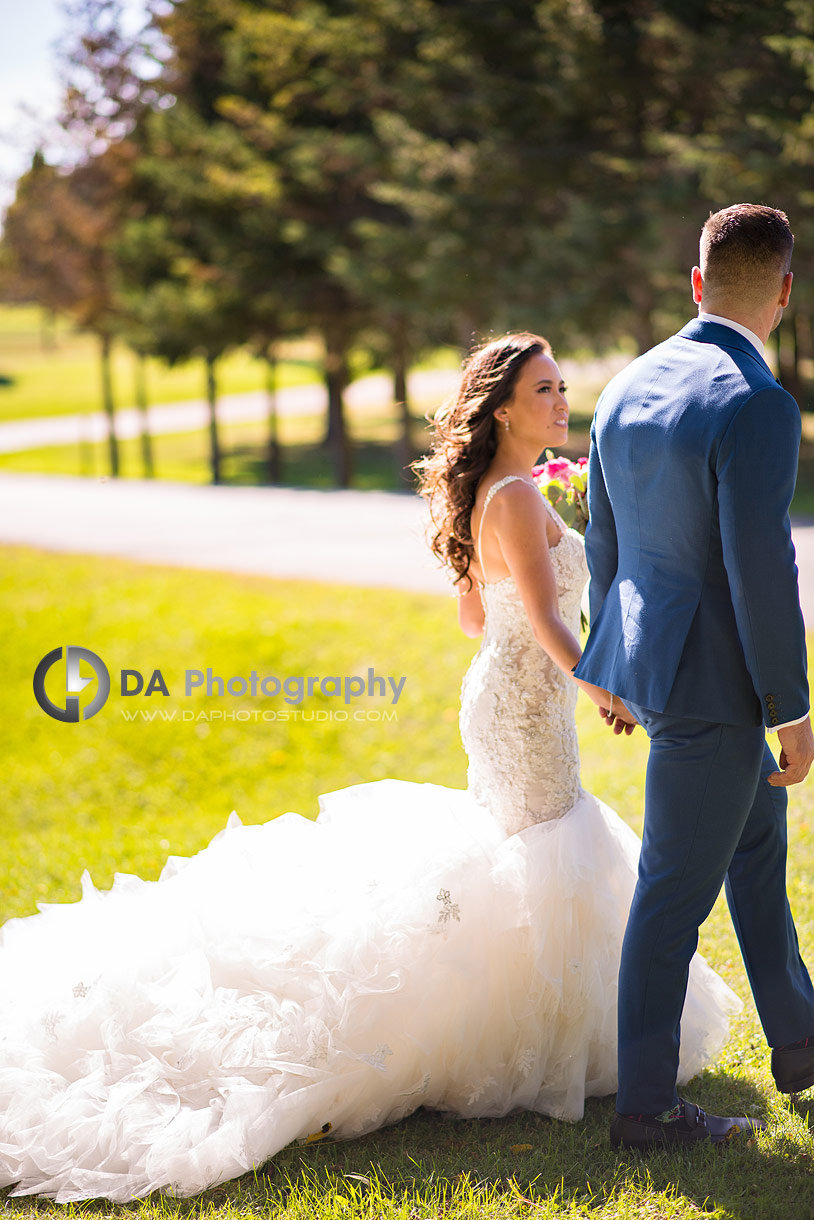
left=0, top=780, right=740, bottom=1201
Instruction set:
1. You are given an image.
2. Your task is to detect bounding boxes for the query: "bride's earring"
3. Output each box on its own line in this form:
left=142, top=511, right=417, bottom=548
left=504, top=419, right=510, bottom=432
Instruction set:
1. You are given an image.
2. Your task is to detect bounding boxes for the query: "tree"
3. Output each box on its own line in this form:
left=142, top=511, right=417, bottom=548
left=115, top=114, right=251, bottom=485
left=2, top=147, right=129, bottom=475
left=204, top=0, right=434, bottom=485
left=658, top=0, right=814, bottom=400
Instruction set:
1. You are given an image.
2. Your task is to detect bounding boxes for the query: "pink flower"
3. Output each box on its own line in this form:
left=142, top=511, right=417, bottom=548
left=530, top=455, right=589, bottom=534
left=541, top=458, right=573, bottom=480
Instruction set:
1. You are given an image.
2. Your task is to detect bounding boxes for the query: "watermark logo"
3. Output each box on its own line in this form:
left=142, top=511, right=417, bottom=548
left=33, top=646, right=111, bottom=722
left=33, top=648, right=405, bottom=727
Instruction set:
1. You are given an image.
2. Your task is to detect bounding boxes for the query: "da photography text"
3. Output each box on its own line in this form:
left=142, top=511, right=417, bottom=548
left=123, top=667, right=406, bottom=706
left=33, top=646, right=407, bottom=724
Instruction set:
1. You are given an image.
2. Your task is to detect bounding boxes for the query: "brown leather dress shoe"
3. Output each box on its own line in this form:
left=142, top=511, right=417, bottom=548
left=771, top=1036, right=814, bottom=1094
left=610, top=1099, right=765, bottom=1150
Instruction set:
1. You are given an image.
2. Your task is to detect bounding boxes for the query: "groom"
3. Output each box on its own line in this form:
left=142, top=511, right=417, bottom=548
left=576, top=203, right=814, bottom=1148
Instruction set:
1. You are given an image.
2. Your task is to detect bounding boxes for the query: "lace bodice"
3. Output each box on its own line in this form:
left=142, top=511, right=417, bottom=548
left=459, top=475, right=589, bottom=835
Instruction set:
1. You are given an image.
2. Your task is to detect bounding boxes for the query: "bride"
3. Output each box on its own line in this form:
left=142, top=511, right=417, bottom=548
left=0, top=333, right=741, bottom=1203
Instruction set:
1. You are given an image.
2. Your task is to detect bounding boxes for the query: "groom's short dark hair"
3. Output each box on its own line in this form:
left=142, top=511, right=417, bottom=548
left=700, top=204, right=793, bottom=301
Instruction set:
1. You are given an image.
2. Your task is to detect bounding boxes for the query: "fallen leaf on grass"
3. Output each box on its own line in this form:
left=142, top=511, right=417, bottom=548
left=301, top=1122, right=333, bottom=1143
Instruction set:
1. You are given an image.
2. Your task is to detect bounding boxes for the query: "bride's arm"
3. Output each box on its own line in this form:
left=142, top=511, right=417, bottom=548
left=457, top=580, right=485, bottom=637
left=489, top=482, right=635, bottom=729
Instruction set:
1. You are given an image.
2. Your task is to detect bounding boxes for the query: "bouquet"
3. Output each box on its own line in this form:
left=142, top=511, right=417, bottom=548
left=532, top=451, right=589, bottom=535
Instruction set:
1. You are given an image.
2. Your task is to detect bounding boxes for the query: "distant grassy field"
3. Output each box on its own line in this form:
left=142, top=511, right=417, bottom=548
left=0, top=412, right=595, bottom=489
left=3, top=545, right=814, bottom=1218
left=7, top=303, right=814, bottom=511
left=0, top=306, right=610, bottom=488
left=0, top=305, right=322, bottom=421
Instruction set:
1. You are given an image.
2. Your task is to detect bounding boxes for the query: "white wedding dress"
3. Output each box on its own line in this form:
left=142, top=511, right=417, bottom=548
left=0, top=476, right=741, bottom=1203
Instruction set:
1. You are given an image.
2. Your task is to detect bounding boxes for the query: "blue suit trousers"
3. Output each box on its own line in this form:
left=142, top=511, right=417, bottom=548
left=617, top=705, right=814, bottom=1114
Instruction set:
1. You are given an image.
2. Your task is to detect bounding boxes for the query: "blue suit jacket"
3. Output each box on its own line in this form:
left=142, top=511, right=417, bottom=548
left=574, top=318, right=809, bottom=729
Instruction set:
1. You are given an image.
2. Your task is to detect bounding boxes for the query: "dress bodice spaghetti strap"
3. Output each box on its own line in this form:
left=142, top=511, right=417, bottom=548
left=475, top=475, right=536, bottom=583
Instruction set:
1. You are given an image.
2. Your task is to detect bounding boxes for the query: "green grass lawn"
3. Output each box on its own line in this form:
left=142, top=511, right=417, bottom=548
left=0, top=406, right=450, bottom=489
left=3, top=546, right=814, bottom=1218
left=0, top=306, right=322, bottom=422
left=0, top=409, right=594, bottom=492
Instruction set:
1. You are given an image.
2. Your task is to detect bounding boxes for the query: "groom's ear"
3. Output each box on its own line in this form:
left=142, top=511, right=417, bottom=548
left=779, top=270, right=793, bottom=309
left=691, top=266, right=704, bottom=305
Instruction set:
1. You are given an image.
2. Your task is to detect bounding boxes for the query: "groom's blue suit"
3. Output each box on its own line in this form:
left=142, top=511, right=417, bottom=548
left=575, top=317, right=814, bottom=1112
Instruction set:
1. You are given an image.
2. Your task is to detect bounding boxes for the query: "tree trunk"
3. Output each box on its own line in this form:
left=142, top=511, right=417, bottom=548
left=455, top=312, right=483, bottom=351
left=205, top=354, right=221, bottom=485
left=620, top=246, right=656, bottom=354
left=134, top=352, right=154, bottom=478
left=629, top=283, right=656, bottom=354
left=78, top=413, right=94, bottom=478
left=794, top=313, right=810, bottom=411
left=264, top=349, right=282, bottom=484
left=392, top=326, right=413, bottom=487
left=40, top=308, right=57, bottom=352
left=777, top=315, right=804, bottom=406
left=99, top=333, right=119, bottom=477
left=322, top=331, right=352, bottom=487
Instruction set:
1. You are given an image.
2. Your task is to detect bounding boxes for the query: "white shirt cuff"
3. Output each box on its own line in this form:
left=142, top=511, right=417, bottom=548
left=767, top=712, right=810, bottom=733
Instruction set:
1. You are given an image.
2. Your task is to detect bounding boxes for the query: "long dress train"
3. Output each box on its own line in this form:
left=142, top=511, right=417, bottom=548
left=0, top=480, right=740, bottom=1201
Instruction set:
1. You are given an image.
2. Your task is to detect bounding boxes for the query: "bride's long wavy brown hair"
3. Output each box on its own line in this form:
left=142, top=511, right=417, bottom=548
left=413, top=332, right=552, bottom=590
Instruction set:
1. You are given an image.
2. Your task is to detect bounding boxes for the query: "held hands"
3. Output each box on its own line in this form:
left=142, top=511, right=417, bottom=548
left=598, top=695, right=637, bottom=736
left=768, top=718, right=814, bottom=788
left=574, top=676, right=637, bottom=735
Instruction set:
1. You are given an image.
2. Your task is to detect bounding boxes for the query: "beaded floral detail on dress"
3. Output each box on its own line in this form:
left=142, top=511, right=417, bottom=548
left=460, top=475, right=588, bottom=836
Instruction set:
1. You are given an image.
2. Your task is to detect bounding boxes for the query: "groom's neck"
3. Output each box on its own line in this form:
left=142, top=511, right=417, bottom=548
left=697, top=300, right=774, bottom=347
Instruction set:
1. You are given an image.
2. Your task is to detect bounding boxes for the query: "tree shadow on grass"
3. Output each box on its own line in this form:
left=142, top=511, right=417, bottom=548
left=3, top=1072, right=812, bottom=1219
left=790, top=1092, right=814, bottom=1130
left=255, top=1070, right=811, bottom=1220
left=222, top=438, right=421, bottom=493
left=219, top=423, right=593, bottom=495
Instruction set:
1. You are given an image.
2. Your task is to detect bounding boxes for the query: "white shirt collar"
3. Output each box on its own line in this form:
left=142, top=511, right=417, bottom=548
left=697, top=312, right=765, bottom=357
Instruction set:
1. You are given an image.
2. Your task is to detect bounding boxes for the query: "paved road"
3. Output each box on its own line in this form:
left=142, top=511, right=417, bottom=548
left=0, top=473, right=450, bottom=594
left=3, top=473, right=814, bottom=627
